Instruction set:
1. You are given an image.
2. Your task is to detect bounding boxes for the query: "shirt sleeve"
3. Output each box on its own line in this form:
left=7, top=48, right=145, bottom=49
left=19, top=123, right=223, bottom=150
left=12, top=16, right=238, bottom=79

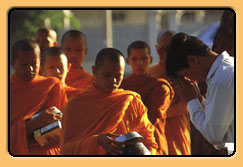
left=187, top=81, right=234, bottom=148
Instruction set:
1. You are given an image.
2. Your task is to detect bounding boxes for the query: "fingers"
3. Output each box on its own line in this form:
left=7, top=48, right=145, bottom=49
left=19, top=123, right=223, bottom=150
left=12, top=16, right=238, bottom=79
left=107, top=133, right=120, bottom=138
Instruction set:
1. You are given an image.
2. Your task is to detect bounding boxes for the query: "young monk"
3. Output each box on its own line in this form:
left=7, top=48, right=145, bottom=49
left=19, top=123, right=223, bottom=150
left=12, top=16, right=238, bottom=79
left=35, top=27, right=58, bottom=75
left=120, top=41, right=174, bottom=155
left=10, top=39, right=67, bottom=155
left=60, top=48, right=158, bottom=155
left=35, top=27, right=58, bottom=55
left=61, top=30, right=94, bottom=90
left=41, top=47, right=81, bottom=99
left=149, top=31, right=191, bottom=155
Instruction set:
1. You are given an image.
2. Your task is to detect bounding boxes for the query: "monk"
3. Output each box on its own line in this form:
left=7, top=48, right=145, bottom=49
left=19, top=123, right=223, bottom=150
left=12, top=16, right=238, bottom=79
left=35, top=27, right=58, bottom=55
left=149, top=30, right=175, bottom=78
left=60, top=48, right=158, bottom=155
left=61, top=30, right=94, bottom=90
left=120, top=41, right=174, bottom=155
left=10, top=39, right=67, bottom=155
left=149, top=31, right=191, bottom=155
left=41, top=47, right=81, bottom=99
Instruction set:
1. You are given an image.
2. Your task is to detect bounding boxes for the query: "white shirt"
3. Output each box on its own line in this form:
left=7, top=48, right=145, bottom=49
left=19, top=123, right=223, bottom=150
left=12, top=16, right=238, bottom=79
left=187, top=51, right=234, bottom=149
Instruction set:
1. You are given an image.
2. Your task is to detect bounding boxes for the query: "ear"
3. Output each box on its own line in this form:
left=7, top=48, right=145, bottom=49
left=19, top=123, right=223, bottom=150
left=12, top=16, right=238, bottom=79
left=53, top=41, right=58, bottom=47
left=187, top=55, right=199, bottom=66
left=92, top=65, right=96, bottom=75
left=126, top=57, right=130, bottom=65
left=149, top=56, right=153, bottom=64
left=85, top=48, right=88, bottom=55
left=67, top=63, right=72, bottom=72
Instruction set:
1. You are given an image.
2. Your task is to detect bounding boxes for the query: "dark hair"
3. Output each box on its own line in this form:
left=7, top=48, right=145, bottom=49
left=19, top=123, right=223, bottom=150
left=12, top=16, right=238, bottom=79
left=36, top=27, right=57, bottom=41
left=11, top=39, right=40, bottom=62
left=42, top=47, right=66, bottom=64
left=61, top=30, right=86, bottom=46
left=166, top=32, right=210, bottom=77
left=127, top=40, right=150, bottom=56
left=95, top=48, right=124, bottom=70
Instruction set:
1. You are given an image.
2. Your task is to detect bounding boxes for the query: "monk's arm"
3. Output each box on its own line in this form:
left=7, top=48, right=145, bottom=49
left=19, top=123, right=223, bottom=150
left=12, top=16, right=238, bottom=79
left=130, top=97, right=158, bottom=155
left=146, top=84, right=173, bottom=125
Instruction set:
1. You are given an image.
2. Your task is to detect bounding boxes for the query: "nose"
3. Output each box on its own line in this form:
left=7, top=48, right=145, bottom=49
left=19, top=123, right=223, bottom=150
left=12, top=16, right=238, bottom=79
left=136, top=59, right=143, bottom=65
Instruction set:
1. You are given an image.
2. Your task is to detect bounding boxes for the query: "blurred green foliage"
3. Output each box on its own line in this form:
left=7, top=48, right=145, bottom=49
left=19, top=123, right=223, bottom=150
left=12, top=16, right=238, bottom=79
left=9, top=9, right=81, bottom=41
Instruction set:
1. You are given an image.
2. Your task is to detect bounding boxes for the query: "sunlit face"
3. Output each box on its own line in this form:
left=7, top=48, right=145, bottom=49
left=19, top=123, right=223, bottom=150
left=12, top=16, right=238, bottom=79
left=156, top=36, right=172, bottom=65
left=61, top=36, right=87, bottom=69
left=42, top=54, right=69, bottom=84
left=35, top=32, right=57, bottom=54
left=93, top=56, right=125, bottom=93
left=11, top=50, right=40, bottom=82
left=127, top=48, right=152, bottom=76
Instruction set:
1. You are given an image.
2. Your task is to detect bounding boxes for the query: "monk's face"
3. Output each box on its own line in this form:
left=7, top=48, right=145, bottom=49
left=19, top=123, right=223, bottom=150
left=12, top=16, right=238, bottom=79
left=62, top=36, right=87, bottom=69
left=93, top=57, right=125, bottom=93
left=155, top=36, right=172, bottom=65
left=42, top=54, right=69, bottom=84
left=127, top=48, right=152, bottom=76
left=35, top=32, right=57, bottom=54
left=12, top=50, right=40, bottom=81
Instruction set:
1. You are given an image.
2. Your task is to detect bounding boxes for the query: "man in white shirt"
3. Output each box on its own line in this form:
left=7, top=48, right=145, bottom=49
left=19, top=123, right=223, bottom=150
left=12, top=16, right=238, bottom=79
left=165, top=32, right=234, bottom=154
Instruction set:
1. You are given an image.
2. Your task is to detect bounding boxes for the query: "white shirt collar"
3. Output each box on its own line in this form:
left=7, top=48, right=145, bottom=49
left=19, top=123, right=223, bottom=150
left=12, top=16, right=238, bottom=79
left=206, top=51, right=230, bottom=82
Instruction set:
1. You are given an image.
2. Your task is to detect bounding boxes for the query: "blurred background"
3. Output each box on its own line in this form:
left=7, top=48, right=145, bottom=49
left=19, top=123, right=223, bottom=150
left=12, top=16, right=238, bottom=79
left=9, top=9, right=224, bottom=76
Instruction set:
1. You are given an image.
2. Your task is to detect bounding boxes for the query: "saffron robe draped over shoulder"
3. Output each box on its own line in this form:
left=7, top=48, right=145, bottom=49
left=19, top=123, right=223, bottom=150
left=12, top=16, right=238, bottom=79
left=65, top=67, right=94, bottom=90
left=64, top=85, right=81, bottom=99
left=120, top=74, right=174, bottom=155
left=10, top=73, right=67, bottom=155
left=149, top=66, right=191, bottom=155
left=60, top=85, right=158, bottom=155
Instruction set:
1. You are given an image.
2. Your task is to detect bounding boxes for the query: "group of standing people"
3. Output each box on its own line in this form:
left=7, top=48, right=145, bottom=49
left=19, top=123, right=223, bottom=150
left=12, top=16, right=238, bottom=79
left=10, top=10, right=234, bottom=156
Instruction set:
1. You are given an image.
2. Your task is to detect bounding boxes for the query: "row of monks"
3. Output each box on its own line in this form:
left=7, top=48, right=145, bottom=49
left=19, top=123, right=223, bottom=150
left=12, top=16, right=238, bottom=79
left=10, top=10, right=234, bottom=155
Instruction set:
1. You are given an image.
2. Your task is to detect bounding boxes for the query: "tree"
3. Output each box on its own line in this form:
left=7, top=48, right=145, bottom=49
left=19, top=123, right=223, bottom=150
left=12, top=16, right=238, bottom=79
left=9, top=9, right=81, bottom=45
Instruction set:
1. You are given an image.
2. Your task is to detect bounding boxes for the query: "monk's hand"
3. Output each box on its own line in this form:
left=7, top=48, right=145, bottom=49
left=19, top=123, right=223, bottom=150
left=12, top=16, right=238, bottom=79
left=170, top=77, right=198, bottom=103
left=45, top=107, right=63, bottom=120
left=97, top=133, right=125, bottom=155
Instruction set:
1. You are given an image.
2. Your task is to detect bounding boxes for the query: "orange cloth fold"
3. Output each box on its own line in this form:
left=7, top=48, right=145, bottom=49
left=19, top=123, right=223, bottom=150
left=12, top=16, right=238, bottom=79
left=165, top=94, right=191, bottom=155
left=60, top=84, right=158, bottom=155
left=120, top=74, right=174, bottom=155
left=64, top=85, right=81, bottom=99
left=10, top=73, right=67, bottom=155
left=65, top=67, right=94, bottom=90
left=149, top=66, right=191, bottom=155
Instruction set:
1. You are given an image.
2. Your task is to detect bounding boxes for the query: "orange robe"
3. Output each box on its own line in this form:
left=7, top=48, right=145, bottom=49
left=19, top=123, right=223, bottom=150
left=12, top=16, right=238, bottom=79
left=60, top=84, right=158, bottom=155
left=65, top=67, right=94, bottom=90
left=120, top=74, right=174, bottom=155
left=64, top=85, right=81, bottom=99
left=10, top=73, right=67, bottom=155
left=149, top=66, right=191, bottom=155
left=165, top=95, right=191, bottom=155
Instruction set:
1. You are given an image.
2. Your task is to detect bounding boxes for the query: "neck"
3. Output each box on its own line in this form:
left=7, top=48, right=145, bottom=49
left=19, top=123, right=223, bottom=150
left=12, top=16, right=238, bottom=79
left=200, top=50, right=219, bottom=77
